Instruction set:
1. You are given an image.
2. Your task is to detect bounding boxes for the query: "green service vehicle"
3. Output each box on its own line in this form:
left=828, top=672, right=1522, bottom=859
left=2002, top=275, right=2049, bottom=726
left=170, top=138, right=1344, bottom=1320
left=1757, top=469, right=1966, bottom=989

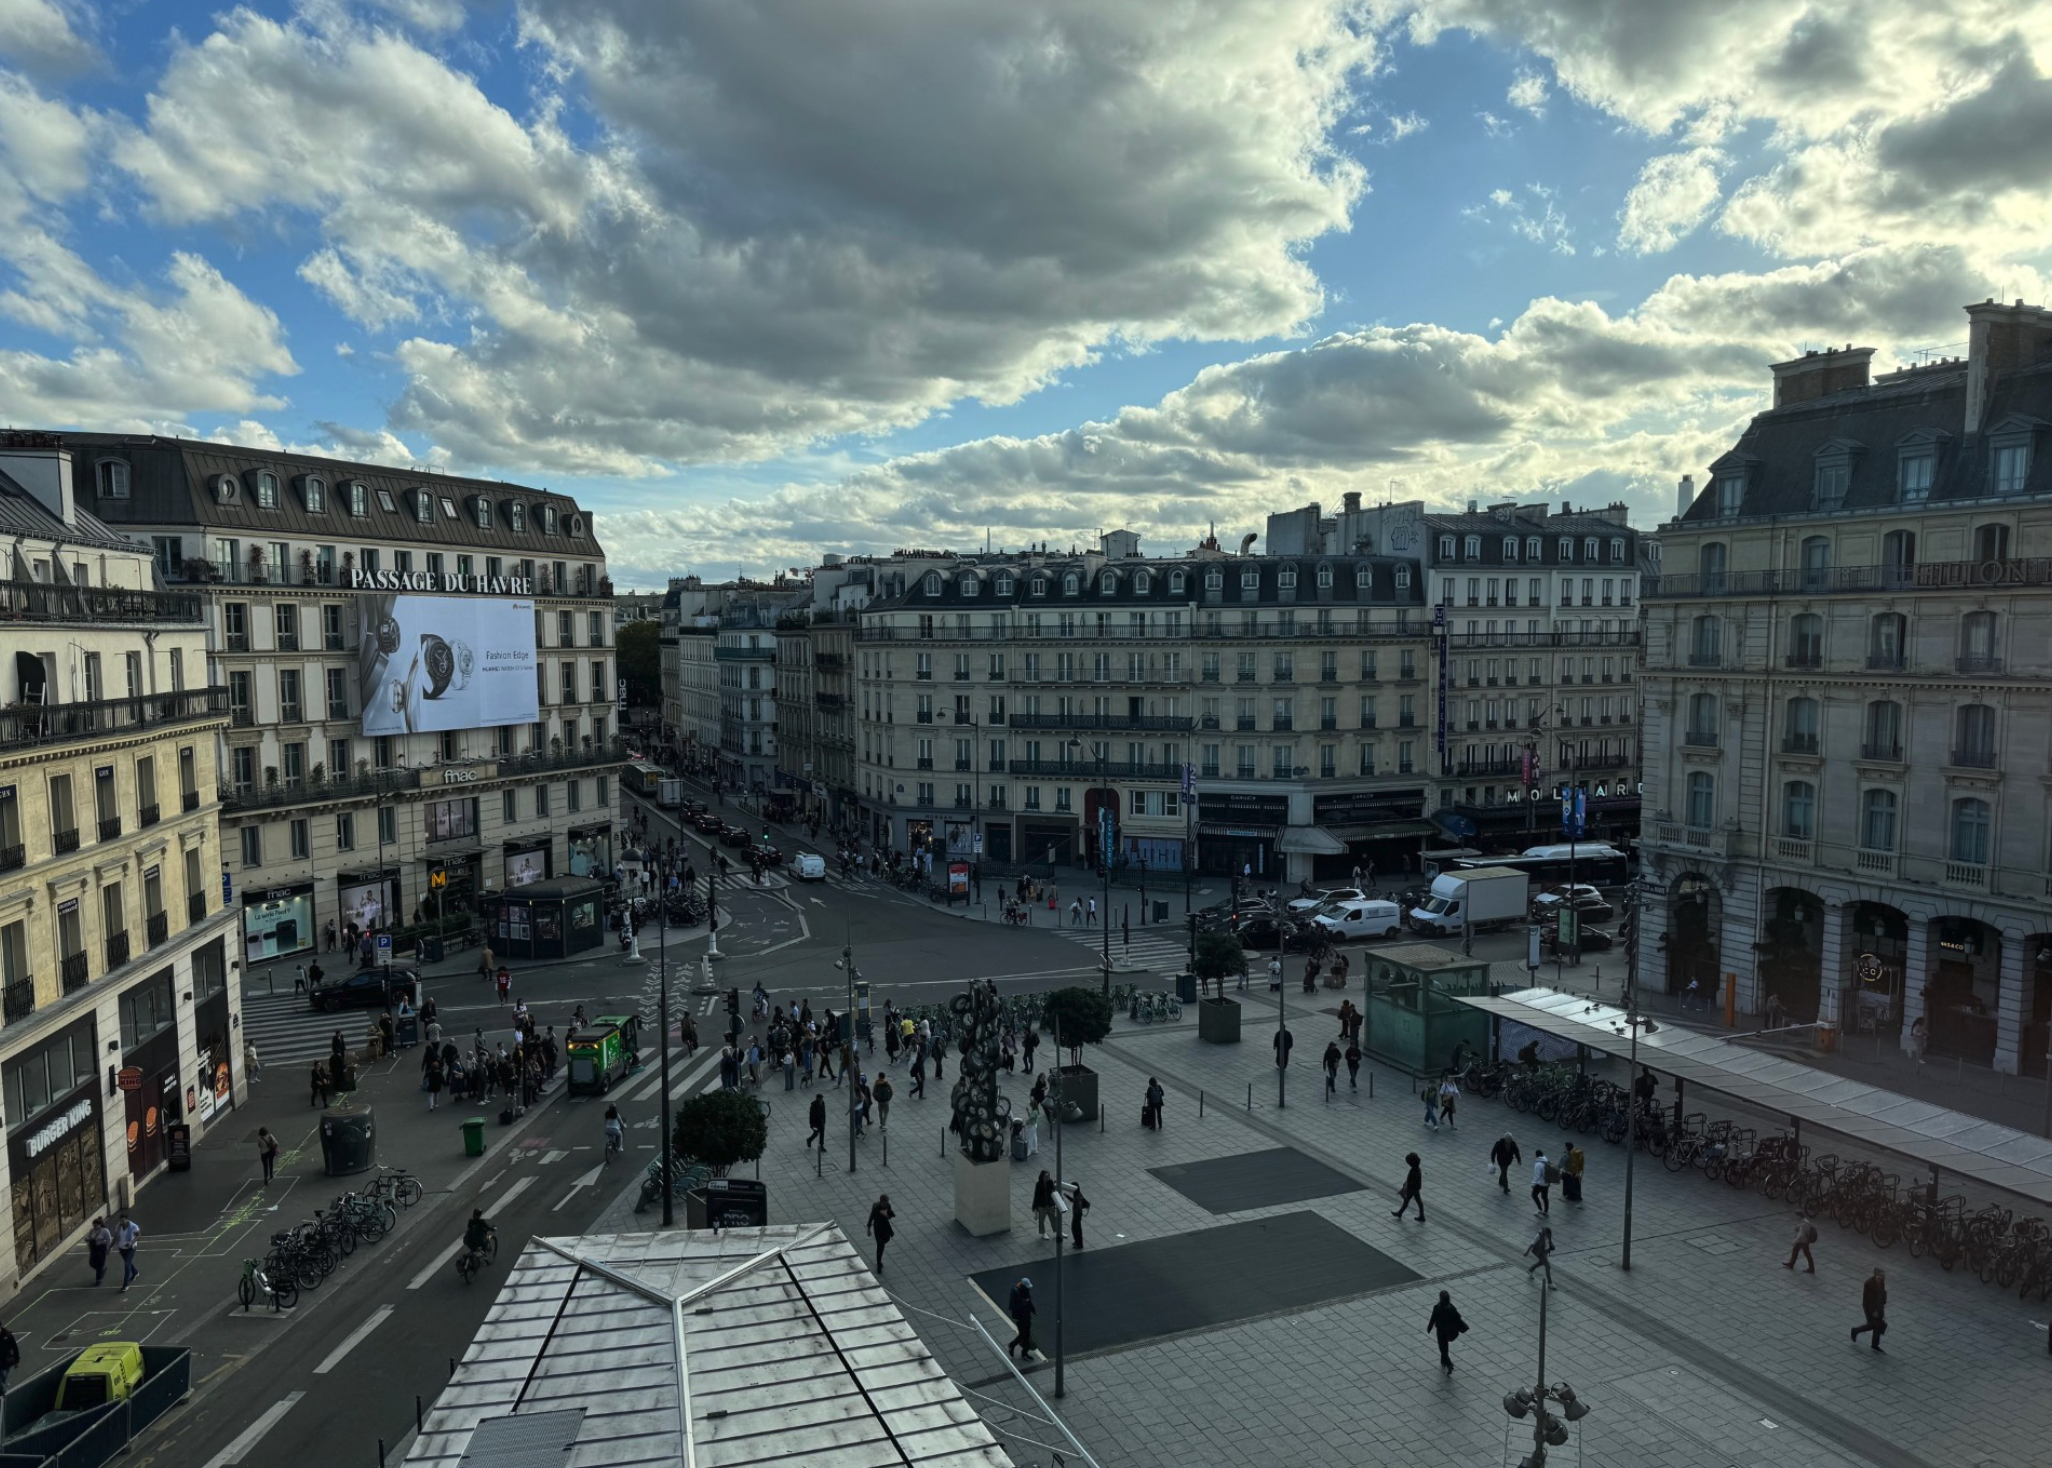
left=567, top=1014, right=640, bottom=1094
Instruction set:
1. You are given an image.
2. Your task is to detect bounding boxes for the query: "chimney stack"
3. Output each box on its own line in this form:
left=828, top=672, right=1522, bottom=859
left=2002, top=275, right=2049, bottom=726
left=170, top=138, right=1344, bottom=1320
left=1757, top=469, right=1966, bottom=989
left=1677, top=474, right=1695, bottom=518
left=1964, top=298, right=2052, bottom=437
left=0, top=431, right=76, bottom=528
left=1342, top=490, right=1361, bottom=513
left=1770, top=345, right=1875, bottom=408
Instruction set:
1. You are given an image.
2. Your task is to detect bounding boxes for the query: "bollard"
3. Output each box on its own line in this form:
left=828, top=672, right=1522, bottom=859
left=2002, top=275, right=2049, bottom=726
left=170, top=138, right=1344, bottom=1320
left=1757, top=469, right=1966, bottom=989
left=1368, top=1071, right=1374, bottom=1100
left=1246, top=1083, right=1252, bottom=1111
left=1200, top=1090, right=1205, bottom=1118
left=449, top=1357, right=457, bottom=1380
left=416, top=1397, right=424, bottom=1433
left=379, top=1441, right=387, bottom=1468
left=941, top=1126, right=946, bottom=1159
left=883, top=1129, right=889, bottom=1168
left=1100, top=1102, right=1105, bottom=1132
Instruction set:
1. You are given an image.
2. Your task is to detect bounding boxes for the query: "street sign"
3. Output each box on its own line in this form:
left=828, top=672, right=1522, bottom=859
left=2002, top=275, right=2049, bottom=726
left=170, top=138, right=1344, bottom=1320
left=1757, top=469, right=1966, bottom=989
left=117, top=1066, right=143, bottom=1093
left=1099, top=815, right=1115, bottom=868
left=221, top=870, right=233, bottom=904
left=429, top=868, right=447, bottom=890
left=376, top=933, right=393, bottom=968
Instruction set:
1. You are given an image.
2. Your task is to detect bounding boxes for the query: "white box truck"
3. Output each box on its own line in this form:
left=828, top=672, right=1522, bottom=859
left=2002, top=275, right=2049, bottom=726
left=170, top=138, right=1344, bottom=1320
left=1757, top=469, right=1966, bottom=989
left=657, top=777, right=685, bottom=809
left=1407, top=867, right=1528, bottom=937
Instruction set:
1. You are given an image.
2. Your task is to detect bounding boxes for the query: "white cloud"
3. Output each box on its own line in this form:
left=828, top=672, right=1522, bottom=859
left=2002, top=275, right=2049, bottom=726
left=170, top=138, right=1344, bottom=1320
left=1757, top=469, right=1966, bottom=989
left=0, top=0, right=97, bottom=74
left=1617, top=147, right=1725, bottom=254
left=1507, top=68, right=1547, bottom=116
left=1471, top=182, right=1575, bottom=255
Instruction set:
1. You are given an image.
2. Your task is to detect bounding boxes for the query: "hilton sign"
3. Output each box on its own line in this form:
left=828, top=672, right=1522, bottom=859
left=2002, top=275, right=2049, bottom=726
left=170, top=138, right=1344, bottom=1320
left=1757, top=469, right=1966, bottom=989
left=349, top=569, right=535, bottom=595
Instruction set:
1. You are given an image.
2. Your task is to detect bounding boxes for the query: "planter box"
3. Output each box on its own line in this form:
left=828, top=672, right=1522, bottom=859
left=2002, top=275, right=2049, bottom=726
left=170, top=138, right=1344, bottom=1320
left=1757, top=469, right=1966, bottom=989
left=953, top=1148, right=1011, bottom=1236
left=1198, top=997, right=1242, bottom=1044
left=1052, top=1064, right=1099, bottom=1124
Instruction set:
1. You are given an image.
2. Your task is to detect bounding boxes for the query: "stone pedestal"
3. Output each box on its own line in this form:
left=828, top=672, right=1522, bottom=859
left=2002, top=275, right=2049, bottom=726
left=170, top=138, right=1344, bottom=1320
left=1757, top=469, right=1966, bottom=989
left=1198, top=997, right=1242, bottom=1043
left=953, top=1148, right=1011, bottom=1236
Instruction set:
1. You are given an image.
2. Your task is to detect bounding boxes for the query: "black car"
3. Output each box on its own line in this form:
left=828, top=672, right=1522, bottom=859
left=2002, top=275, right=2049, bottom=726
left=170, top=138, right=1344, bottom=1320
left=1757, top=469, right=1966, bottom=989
left=719, top=824, right=753, bottom=848
left=308, top=967, right=412, bottom=1012
left=1540, top=926, right=1614, bottom=955
left=1230, top=915, right=1319, bottom=952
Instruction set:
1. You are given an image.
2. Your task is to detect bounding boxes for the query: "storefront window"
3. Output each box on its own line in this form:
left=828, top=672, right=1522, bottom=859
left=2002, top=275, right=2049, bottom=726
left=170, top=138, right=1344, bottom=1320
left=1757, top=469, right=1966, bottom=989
left=504, top=848, right=549, bottom=887
left=6, top=1024, right=103, bottom=1276
left=241, top=883, right=315, bottom=962
left=336, top=875, right=397, bottom=939
left=568, top=829, right=609, bottom=877
left=426, top=798, right=477, bottom=843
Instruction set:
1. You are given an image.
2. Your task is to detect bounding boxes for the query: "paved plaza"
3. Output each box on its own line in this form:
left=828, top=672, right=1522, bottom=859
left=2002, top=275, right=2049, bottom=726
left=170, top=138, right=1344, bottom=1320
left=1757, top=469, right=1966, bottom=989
left=599, top=984, right=2050, bottom=1468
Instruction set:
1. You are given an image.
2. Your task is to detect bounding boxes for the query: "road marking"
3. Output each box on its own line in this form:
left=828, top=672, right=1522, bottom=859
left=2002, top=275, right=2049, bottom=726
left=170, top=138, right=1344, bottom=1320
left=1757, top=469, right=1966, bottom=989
left=551, top=1163, right=604, bottom=1212
left=540, top=1150, right=568, bottom=1165
left=406, top=1177, right=533, bottom=1289
left=201, top=1390, right=303, bottom=1467
left=313, top=1304, right=394, bottom=1375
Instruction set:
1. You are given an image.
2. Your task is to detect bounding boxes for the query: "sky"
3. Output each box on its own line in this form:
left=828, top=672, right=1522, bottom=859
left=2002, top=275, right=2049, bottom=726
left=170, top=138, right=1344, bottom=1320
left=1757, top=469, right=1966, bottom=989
left=2, top=1, right=2049, bottom=591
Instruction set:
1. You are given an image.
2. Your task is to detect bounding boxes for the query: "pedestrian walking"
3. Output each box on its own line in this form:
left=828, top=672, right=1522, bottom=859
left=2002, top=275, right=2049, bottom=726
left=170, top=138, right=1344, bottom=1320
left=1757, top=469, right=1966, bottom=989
left=1391, top=1152, right=1425, bottom=1221
left=1784, top=1212, right=1818, bottom=1273
left=1022, top=1030, right=1039, bottom=1073
left=114, top=1213, right=141, bottom=1292
left=1426, top=1290, right=1467, bottom=1374
left=1421, top=1082, right=1439, bottom=1130
left=1322, top=1041, right=1340, bottom=1096
left=782, top=1047, right=796, bottom=1091
left=1067, top=1179, right=1089, bottom=1248
left=257, top=1127, right=280, bottom=1185
left=1531, top=1151, right=1553, bottom=1214
left=909, top=1048, right=926, bottom=1099
left=1438, top=1074, right=1459, bottom=1130
left=1336, top=999, right=1357, bottom=1039
left=245, top=1040, right=262, bottom=1082
left=1850, top=1267, right=1887, bottom=1351
left=1069, top=898, right=1083, bottom=926
left=1086, top=896, right=1097, bottom=926
left=310, top=1061, right=330, bottom=1109
left=426, top=1057, right=444, bottom=1110
left=1490, top=1132, right=1522, bottom=1193
left=1274, top=1026, right=1294, bottom=1072
left=1006, top=1277, right=1037, bottom=1358
left=1267, top=955, right=1283, bottom=991
left=806, top=1092, right=827, bottom=1150
left=852, top=1074, right=870, bottom=1135
left=1525, top=1224, right=1555, bottom=1287
left=1908, top=1016, right=1927, bottom=1068
left=1561, top=1141, right=1585, bottom=1203
left=873, top=1072, right=894, bottom=1131
left=1344, top=1038, right=1362, bottom=1089
left=1032, top=1170, right=1059, bottom=1236
left=866, top=1194, right=895, bottom=1273
left=85, top=1218, right=111, bottom=1285
left=1144, top=1076, right=1166, bottom=1130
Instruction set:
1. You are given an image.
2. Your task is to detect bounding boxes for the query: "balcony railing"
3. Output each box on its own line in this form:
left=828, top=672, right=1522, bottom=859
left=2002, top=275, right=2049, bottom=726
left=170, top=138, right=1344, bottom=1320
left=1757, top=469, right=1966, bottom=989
left=61, top=951, right=88, bottom=992
left=52, top=828, right=79, bottom=854
left=1781, top=734, right=1819, bottom=755
left=1783, top=652, right=1822, bottom=670
left=0, top=842, right=21, bottom=873
left=97, top=816, right=122, bottom=842
left=188, top=892, right=207, bottom=922
left=1686, top=652, right=1723, bottom=667
left=137, top=802, right=160, bottom=828
left=1652, top=820, right=1724, bottom=855
left=1943, top=860, right=1988, bottom=890
left=217, top=739, right=632, bottom=812
left=1860, top=742, right=1903, bottom=762
left=146, top=911, right=168, bottom=948
left=182, top=787, right=201, bottom=812
left=1950, top=747, right=1998, bottom=769
left=0, top=579, right=203, bottom=625
left=1008, top=759, right=1182, bottom=780
left=1866, top=654, right=1905, bottom=672
left=105, top=931, right=130, bottom=970
left=857, top=620, right=1425, bottom=642
left=1645, top=562, right=1973, bottom=598
left=1855, top=849, right=1897, bottom=877
left=2, top=980, right=33, bottom=1023
left=1682, top=732, right=1718, bottom=748
left=1956, top=656, right=2003, bottom=675
left=1445, top=630, right=1641, bottom=649
left=1455, top=760, right=1520, bottom=777
left=0, top=686, right=229, bottom=754
left=1773, top=837, right=1813, bottom=864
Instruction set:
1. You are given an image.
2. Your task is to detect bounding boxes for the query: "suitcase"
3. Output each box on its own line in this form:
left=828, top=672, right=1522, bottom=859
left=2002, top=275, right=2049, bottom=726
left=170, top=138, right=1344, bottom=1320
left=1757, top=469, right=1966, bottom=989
left=1141, top=1105, right=1155, bottom=1129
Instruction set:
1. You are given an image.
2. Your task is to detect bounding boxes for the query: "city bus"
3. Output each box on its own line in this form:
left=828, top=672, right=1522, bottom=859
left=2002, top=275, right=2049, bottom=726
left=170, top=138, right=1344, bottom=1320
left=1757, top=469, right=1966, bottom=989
left=1451, top=843, right=1632, bottom=890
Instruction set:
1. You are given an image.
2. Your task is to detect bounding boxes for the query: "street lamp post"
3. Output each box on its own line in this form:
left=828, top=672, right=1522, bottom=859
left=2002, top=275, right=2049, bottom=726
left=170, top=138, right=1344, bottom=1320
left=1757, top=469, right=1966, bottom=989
left=1501, top=1284, right=1589, bottom=1467
left=659, top=854, right=674, bottom=1227
left=838, top=947, right=859, bottom=1175
left=1049, top=1013, right=1066, bottom=1399
left=1069, top=738, right=1111, bottom=996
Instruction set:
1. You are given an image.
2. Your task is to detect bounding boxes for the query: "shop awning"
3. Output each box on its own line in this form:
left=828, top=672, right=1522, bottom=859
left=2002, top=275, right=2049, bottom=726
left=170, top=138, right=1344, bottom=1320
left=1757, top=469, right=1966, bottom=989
left=1453, top=988, right=2052, bottom=1207
left=421, top=849, right=482, bottom=864
left=1277, top=826, right=1348, bottom=856
left=1321, top=819, right=1437, bottom=842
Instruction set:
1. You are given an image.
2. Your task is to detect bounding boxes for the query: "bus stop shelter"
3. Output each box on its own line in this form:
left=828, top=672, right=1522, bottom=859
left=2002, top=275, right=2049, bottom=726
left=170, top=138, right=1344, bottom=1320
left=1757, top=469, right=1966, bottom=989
left=1455, top=987, right=2052, bottom=1209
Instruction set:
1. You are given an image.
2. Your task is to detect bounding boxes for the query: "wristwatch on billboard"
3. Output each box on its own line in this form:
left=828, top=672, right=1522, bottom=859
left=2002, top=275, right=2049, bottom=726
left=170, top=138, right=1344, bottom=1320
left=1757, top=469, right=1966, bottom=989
left=374, top=614, right=402, bottom=656
left=421, top=633, right=456, bottom=699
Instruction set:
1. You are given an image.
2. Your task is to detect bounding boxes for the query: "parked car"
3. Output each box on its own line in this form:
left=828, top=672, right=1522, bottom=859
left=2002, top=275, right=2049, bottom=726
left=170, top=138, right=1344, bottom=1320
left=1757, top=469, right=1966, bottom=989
left=1532, top=884, right=1615, bottom=922
left=1541, top=925, right=1614, bottom=954
left=1312, top=900, right=1404, bottom=941
left=1230, top=915, right=1319, bottom=952
left=1286, top=886, right=1372, bottom=915
left=790, top=852, right=827, bottom=882
left=307, top=967, right=411, bottom=1012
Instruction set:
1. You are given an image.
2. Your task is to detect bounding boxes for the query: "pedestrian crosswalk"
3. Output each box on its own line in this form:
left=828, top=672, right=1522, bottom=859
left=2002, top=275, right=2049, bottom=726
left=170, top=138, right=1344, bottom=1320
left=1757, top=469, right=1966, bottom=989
left=1045, top=922, right=1191, bottom=976
left=241, top=991, right=361, bottom=1068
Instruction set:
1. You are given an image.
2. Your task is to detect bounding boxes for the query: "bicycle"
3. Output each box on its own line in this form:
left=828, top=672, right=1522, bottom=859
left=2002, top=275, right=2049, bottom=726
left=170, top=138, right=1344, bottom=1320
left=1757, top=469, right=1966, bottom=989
left=455, top=1229, right=499, bottom=1285
left=369, top=1167, right=424, bottom=1210
left=238, top=1256, right=297, bottom=1312
left=604, top=1122, right=625, bottom=1165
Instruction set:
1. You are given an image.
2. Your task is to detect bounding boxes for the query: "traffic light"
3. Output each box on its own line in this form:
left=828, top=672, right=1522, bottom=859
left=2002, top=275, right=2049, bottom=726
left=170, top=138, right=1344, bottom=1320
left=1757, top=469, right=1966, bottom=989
left=726, top=987, right=740, bottom=1018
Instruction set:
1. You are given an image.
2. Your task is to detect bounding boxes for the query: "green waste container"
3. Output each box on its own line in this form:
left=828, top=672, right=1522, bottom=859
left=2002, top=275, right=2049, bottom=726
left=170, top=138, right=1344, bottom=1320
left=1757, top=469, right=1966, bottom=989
left=319, top=1105, right=376, bottom=1175
left=461, top=1117, right=487, bottom=1158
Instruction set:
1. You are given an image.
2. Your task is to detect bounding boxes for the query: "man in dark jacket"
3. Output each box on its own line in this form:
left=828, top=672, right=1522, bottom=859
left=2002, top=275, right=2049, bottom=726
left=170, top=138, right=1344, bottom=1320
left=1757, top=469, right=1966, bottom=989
left=1006, top=1277, right=1036, bottom=1358
left=1851, top=1268, right=1887, bottom=1351
left=806, top=1092, right=827, bottom=1150
left=1490, top=1133, right=1522, bottom=1193
left=1425, top=1290, right=1466, bottom=1374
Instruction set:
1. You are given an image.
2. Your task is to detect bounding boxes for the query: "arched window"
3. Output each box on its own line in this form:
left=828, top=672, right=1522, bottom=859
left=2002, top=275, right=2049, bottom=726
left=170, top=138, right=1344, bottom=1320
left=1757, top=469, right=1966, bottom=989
left=1783, top=696, right=1819, bottom=753
left=1782, top=781, right=1816, bottom=839
left=1437, top=535, right=1455, bottom=559
left=1685, top=771, right=1716, bottom=829
left=347, top=481, right=369, bottom=516
left=1698, top=543, right=1727, bottom=594
left=1558, top=536, right=1574, bottom=562
left=1960, top=610, right=1998, bottom=669
left=1974, top=523, right=2009, bottom=561
left=1167, top=570, right=1184, bottom=594
left=1955, top=703, right=1996, bottom=764
left=414, top=489, right=434, bottom=524
left=1134, top=570, right=1152, bottom=594
left=958, top=574, right=980, bottom=596
left=473, top=495, right=492, bottom=529
left=508, top=501, right=525, bottom=532
left=1502, top=537, right=1519, bottom=563
left=1799, top=535, right=1831, bottom=590
left=1868, top=613, right=1905, bottom=668
left=1525, top=536, right=1541, bottom=562
left=253, top=471, right=280, bottom=509
left=1062, top=572, right=1080, bottom=595
left=1686, top=691, right=1718, bottom=741
left=1861, top=789, right=1898, bottom=852
left=1204, top=566, right=1223, bottom=591
left=1240, top=567, right=1260, bottom=590
left=1030, top=577, right=1048, bottom=597
left=1354, top=565, right=1372, bottom=588
left=1950, top=797, right=1992, bottom=865
left=924, top=572, right=943, bottom=595
left=1315, top=563, right=1332, bottom=589
left=1787, top=612, right=1823, bottom=666
left=1584, top=536, right=1599, bottom=562
left=1609, top=538, right=1625, bottom=563
left=1100, top=571, right=1118, bottom=594
left=1463, top=536, right=1481, bottom=561
left=1278, top=564, right=1298, bottom=589
left=1863, top=699, right=1902, bottom=758
left=300, top=476, right=326, bottom=513
left=540, top=505, right=558, bottom=535
left=1393, top=565, right=1411, bottom=589
left=1690, top=615, right=1722, bottom=663
left=995, top=573, right=1014, bottom=597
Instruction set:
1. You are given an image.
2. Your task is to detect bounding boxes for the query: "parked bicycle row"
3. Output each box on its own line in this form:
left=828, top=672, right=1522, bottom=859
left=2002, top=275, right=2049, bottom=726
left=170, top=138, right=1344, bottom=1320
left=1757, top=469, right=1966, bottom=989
left=1461, top=1060, right=2052, bottom=1301
left=236, top=1166, right=424, bottom=1312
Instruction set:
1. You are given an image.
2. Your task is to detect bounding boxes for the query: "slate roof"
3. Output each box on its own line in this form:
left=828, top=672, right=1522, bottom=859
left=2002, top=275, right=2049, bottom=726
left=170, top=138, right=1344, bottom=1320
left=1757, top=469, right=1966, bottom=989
left=868, top=553, right=1427, bottom=613
left=0, top=468, right=150, bottom=554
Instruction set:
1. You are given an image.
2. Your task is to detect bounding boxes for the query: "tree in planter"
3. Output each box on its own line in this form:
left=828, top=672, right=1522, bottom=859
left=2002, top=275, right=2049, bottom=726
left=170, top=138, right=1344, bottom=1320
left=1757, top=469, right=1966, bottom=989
left=1040, top=987, right=1113, bottom=1069
left=264, top=765, right=280, bottom=788
left=1192, top=928, right=1247, bottom=999
left=671, top=1088, right=768, bottom=1178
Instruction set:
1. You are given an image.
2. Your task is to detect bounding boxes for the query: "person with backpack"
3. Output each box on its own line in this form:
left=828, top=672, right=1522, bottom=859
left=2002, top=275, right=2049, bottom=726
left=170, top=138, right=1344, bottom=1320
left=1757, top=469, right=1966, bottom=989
left=256, top=1127, right=280, bottom=1185
left=1785, top=1212, right=1819, bottom=1273
left=872, top=1072, right=894, bottom=1131
left=1490, top=1133, right=1523, bottom=1193
left=1421, top=1081, right=1440, bottom=1130
left=1531, top=1150, right=1553, bottom=1214
left=1425, top=1290, right=1468, bottom=1374
left=1391, top=1152, right=1425, bottom=1222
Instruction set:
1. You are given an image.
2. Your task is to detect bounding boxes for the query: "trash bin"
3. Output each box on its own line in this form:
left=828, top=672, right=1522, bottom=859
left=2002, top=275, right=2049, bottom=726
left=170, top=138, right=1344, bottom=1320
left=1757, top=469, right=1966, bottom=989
left=416, top=936, right=446, bottom=966
left=1815, top=1022, right=1839, bottom=1054
left=166, top=1123, right=193, bottom=1172
left=1153, top=900, right=1169, bottom=923
left=461, top=1117, right=488, bottom=1157
left=319, top=1104, right=376, bottom=1176
left=1174, top=971, right=1198, bottom=1004
left=396, top=1014, right=421, bottom=1049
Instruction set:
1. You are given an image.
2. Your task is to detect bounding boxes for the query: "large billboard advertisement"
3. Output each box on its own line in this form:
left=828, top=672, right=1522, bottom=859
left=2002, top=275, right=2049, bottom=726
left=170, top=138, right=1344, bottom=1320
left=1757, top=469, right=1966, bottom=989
left=357, top=594, right=539, bottom=735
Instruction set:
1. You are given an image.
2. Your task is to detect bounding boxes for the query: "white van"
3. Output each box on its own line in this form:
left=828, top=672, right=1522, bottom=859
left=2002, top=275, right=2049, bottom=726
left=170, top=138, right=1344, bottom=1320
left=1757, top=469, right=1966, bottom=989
left=790, top=852, right=827, bottom=882
left=1313, top=900, right=1403, bottom=941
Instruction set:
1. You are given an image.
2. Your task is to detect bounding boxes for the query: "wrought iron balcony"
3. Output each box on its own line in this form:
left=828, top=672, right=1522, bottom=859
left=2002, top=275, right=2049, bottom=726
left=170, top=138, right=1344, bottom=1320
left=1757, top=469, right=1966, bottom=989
left=188, top=893, right=208, bottom=922
left=146, top=911, right=169, bottom=948
left=52, top=828, right=79, bottom=854
left=105, top=931, right=130, bottom=970
left=61, top=951, right=88, bottom=992
left=0, top=579, right=202, bottom=625
left=2, top=980, right=33, bottom=1023
left=138, top=802, right=160, bottom=828
left=0, top=686, right=229, bottom=754
left=0, top=842, right=21, bottom=873
left=97, top=816, right=122, bottom=842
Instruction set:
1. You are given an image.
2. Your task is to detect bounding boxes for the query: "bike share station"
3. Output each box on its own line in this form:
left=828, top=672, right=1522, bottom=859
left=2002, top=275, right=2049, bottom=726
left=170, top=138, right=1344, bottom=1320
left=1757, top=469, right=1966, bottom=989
left=1454, top=987, right=2052, bottom=1228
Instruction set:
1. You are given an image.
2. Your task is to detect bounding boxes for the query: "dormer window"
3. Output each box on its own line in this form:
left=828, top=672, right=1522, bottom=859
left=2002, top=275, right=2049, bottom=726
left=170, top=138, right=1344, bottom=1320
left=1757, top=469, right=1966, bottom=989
left=1394, top=565, right=1411, bottom=590
left=540, top=505, right=558, bottom=535
left=413, top=490, right=433, bottom=524
left=1100, top=571, right=1118, bottom=594
left=474, top=495, right=492, bottom=529
left=1278, top=565, right=1298, bottom=589
left=300, top=476, right=326, bottom=513
left=1463, top=536, right=1480, bottom=561
left=1502, top=537, right=1518, bottom=563
left=1609, top=538, right=1625, bottom=563
left=213, top=474, right=239, bottom=504
left=1525, top=535, right=1541, bottom=562
left=253, top=471, right=279, bottom=508
left=1898, top=452, right=1934, bottom=503
left=1204, top=567, right=1223, bottom=591
left=995, top=573, right=1014, bottom=596
left=1715, top=473, right=1745, bottom=515
left=1134, top=570, right=1152, bottom=594
left=1062, top=573, right=1079, bottom=595
left=1558, top=536, right=1574, bottom=562
left=1167, top=570, right=1184, bottom=594
left=1583, top=537, right=1599, bottom=562
left=959, top=574, right=980, bottom=596
left=1314, top=563, right=1332, bottom=589
left=1993, top=442, right=2031, bottom=495
left=924, top=572, right=942, bottom=595
left=1437, top=535, right=1455, bottom=559
left=348, top=481, right=369, bottom=517
left=1030, top=577, right=1047, bottom=597
left=508, top=502, right=525, bottom=533
left=1240, top=567, right=1260, bottom=590
left=1354, top=565, right=1372, bottom=588
left=1813, top=460, right=1849, bottom=512
left=95, top=460, right=129, bottom=499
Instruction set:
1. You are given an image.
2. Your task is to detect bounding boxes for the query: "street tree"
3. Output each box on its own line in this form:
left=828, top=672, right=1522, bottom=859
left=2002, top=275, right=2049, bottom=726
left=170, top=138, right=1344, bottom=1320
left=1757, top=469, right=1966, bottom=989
left=1192, top=928, right=1246, bottom=999
left=672, top=1089, right=767, bottom=1177
left=1040, top=987, right=1114, bottom=1069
